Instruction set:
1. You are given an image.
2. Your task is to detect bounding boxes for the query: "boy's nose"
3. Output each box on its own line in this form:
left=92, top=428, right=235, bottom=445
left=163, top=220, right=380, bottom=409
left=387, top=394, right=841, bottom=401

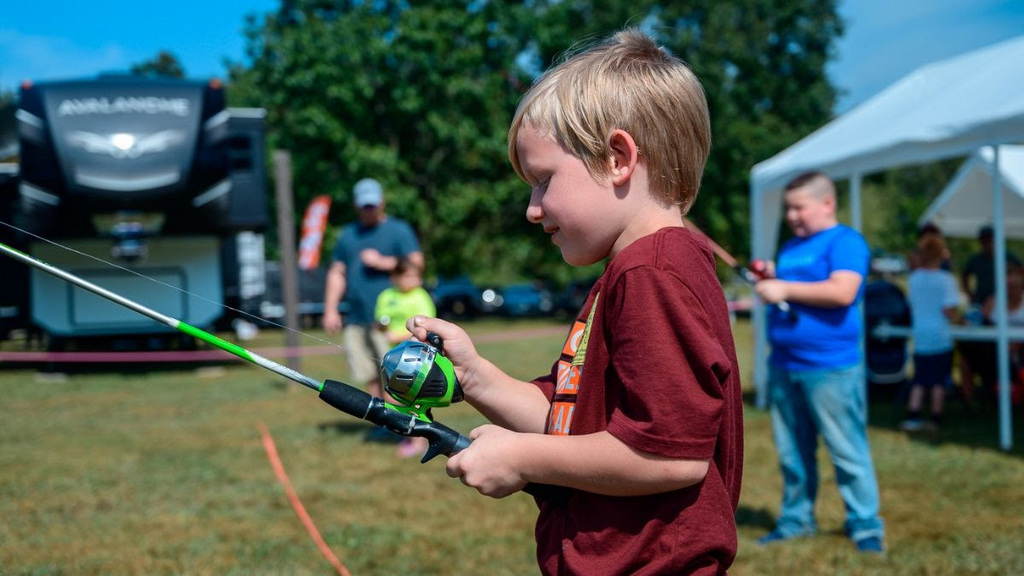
left=526, top=204, right=544, bottom=224
left=526, top=191, right=544, bottom=224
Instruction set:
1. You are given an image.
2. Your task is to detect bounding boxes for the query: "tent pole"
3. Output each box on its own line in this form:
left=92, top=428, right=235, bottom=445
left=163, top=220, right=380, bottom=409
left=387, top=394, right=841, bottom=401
left=991, top=145, right=1013, bottom=451
left=752, top=181, right=769, bottom=409
left=850, top=173, right=863, bottom=232
left=850, top=174, right=868, bottom=418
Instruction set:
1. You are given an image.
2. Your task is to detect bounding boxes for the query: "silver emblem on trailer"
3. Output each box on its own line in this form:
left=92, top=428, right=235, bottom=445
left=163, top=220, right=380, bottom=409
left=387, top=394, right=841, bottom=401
left=66, top=130, right=186, bottom=159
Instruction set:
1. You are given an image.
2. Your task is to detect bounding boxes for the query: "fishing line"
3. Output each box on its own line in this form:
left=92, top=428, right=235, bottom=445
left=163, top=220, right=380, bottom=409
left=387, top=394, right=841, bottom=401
left=0, top=219, right=385, bottom=364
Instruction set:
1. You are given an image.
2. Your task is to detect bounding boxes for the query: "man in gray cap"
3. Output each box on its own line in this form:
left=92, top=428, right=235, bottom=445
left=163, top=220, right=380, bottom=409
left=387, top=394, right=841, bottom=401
left=323, top=178, right=423, bottom=420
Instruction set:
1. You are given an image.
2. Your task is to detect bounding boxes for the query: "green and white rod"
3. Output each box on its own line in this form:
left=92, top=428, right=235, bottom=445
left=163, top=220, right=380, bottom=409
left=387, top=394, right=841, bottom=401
left=0, top=241, right=321, bottom=391
left=0, top=240, right=570, bottom=495
left=0, top=240, right=478, bottom=463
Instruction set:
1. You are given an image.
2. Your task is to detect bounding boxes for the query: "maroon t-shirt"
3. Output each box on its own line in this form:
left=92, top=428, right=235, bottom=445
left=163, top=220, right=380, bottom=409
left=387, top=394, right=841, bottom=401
left=531, top=227, right=744, bottom=576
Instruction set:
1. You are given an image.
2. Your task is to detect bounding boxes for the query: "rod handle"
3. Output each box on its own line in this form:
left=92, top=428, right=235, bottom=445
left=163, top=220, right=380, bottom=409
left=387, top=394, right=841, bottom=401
left=318, top=380, right=570, bottom=503
left=318, top=379, right=374, bottom=419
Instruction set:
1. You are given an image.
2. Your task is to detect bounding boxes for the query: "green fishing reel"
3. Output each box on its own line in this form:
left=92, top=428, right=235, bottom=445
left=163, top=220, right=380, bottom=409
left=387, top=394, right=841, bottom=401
left=380, top=334, right=463, bottom=420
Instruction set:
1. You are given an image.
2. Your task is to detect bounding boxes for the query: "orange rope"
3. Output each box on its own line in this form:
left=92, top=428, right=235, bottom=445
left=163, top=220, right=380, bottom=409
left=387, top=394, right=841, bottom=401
left=258, top=422, right=352, bottom=576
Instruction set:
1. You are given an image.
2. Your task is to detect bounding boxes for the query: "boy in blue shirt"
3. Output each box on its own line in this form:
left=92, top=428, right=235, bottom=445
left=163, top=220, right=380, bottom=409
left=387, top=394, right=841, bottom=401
left=754, top=171, right=885, bottom=553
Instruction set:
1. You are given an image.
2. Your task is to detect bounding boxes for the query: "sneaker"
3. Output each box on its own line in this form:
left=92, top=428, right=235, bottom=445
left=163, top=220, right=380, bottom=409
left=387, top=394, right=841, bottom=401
left=757, top=530, right=810, bottom=546
left=900, top=418, right=925, bottom=431
left=855, top=536, right=884, bottom=554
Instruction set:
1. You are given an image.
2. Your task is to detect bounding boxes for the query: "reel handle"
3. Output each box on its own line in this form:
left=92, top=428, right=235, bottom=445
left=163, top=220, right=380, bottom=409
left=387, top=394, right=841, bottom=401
left=425, top=331, right=444, bottom=350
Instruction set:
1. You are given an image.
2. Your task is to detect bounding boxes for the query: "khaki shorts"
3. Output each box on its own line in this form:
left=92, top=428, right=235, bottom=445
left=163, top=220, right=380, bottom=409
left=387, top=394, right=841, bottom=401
left=342, top=324, right=391, bottom=387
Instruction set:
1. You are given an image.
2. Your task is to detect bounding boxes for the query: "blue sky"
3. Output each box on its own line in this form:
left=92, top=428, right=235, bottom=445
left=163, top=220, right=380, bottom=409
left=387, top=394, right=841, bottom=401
left=1, top=0, right=1023, bottom=114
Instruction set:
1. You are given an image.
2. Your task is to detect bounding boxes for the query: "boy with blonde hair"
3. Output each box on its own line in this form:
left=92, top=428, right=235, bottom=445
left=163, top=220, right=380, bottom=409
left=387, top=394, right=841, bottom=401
left=408, top=29, right=743, bottom=574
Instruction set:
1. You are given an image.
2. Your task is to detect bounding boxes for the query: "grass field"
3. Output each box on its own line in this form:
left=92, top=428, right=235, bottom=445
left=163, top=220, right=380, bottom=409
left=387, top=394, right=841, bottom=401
left=1, top=317, right=1022, bottom=575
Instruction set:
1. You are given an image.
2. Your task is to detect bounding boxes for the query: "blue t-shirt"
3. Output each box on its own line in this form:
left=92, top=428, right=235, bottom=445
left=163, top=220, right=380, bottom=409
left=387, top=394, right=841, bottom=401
left=331, top=217, right=420, bottom=325
left=767, top=224, right=869, bottom=371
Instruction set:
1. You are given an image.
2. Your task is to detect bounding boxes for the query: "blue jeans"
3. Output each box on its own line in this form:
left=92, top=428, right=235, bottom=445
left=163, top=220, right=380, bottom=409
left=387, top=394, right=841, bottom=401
left=767, top=363, right=885, bottom=542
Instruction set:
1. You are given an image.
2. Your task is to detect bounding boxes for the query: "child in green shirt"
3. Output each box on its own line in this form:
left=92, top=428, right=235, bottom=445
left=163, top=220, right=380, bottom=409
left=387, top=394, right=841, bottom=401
left=375, top=258, right=436, bottom=345
left=375, top=258, right=436, bottom=458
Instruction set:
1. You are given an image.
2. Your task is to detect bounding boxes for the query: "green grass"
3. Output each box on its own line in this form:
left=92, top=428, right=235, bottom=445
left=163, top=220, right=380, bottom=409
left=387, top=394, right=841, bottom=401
left=1, top=318, right=1022, bottom=575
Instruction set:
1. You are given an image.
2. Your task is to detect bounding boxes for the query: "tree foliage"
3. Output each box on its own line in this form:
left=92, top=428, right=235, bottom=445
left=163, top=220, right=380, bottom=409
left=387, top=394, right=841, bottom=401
left=859, top=159, right=965, bottom=260
left=131, top=51, right=186, bottom=79
left=230, top=0, right=844, bottom=282
left=658, top=1, right=843, bottom=259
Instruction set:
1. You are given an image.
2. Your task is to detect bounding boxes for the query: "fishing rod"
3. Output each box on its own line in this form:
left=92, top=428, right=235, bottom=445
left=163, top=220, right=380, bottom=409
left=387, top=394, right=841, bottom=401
left=0, top=240, right=468, bottom=464
left=1, top=239, right=568, bottom=501
left=682, top=217, right=792, bottom=315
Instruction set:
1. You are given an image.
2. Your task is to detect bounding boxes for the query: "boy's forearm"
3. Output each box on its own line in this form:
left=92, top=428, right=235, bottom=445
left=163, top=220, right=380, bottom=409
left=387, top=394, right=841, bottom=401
left=515, top=431, right=709, bottom=497
left=462, top=357, right=551, bottom=433
left=773, top=271, right=862, bottom=308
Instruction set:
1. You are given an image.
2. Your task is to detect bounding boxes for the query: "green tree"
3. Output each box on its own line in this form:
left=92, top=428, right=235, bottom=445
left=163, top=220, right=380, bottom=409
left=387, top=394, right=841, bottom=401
left=231, top=0, right=844, bottom=281
left=510, top=1, right=844, bottom=261
left=233, top=0, right=556, bottom=282
left=131, top=51, right=186, bottom=79
left=657, top=1, right=843, bottom=260
left=859, top=159, right=964, bottom=259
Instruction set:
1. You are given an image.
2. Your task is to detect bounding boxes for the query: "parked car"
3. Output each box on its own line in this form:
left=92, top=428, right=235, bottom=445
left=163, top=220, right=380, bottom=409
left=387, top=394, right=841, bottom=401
left=430, top=276, right=489, bottom=319
left=491, top=283, right=555, bottom=317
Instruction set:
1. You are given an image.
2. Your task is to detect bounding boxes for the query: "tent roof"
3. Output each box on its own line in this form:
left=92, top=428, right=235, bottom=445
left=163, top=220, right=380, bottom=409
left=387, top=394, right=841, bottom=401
left=747, top=36, right=1024, bottom=450
left=751, top=34, right=1024, bottom=196
left=749, top=33, right=1024, bottom=258
left=920, top=146, right=1024, bottom=239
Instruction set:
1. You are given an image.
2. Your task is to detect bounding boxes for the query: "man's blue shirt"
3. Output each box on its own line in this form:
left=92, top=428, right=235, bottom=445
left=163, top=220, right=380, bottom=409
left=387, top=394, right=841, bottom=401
left=331, top=217, right=420, bottom=325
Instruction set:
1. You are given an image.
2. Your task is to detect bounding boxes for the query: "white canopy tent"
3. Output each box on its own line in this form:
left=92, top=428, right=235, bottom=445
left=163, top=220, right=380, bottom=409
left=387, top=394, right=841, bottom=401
left=749, top=34, right=1024, bottom=451
left=920, top=146, right=1024, bottom=239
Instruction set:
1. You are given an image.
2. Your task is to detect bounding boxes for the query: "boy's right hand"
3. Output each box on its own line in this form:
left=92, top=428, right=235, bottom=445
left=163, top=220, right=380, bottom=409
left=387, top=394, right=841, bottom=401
left=446, top=424, right=529, bottom=498
left=406, top=316, right=480, bottom=384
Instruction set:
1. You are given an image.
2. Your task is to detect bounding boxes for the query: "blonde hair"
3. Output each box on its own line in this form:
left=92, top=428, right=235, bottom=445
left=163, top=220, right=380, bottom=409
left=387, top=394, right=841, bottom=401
left=508, top=28, right=711, bottom=213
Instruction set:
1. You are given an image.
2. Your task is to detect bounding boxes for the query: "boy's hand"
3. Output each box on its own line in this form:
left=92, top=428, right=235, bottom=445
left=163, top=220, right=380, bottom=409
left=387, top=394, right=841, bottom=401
left=406, top=316, right=481, bottom=383
left=446, top=424, right=528, bottom=498
left=754, top=279, right=789, bottom=304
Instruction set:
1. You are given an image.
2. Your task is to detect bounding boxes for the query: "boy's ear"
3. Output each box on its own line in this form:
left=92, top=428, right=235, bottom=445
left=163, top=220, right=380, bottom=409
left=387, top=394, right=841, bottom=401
left=607, top=129, right=638, bottom=186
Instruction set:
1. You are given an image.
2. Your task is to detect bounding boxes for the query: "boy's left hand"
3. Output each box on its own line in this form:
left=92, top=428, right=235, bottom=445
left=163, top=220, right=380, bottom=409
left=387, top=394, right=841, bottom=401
left=446, top=424, right=528, bottom=498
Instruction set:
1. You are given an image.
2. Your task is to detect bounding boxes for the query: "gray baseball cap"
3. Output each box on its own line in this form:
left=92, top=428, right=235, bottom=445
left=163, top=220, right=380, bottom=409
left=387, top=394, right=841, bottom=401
left=353, top=178, right=384, bottom=208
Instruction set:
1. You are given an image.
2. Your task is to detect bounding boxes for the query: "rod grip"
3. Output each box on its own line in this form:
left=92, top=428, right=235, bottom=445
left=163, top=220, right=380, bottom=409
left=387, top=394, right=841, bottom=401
left=418, top=420, right=472, bottom=463
left=439, top=428, right=570, bottom=505
left=319, top=380, right=569, bottom=504
left=318, top=379, right=373, bottom=420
